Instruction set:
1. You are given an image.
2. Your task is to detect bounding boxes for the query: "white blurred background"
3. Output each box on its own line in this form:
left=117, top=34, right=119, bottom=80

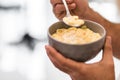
left=0, top=0, right=120, bottom=80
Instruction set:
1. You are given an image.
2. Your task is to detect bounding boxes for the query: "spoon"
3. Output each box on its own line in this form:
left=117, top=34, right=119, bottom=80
left=62, top=0, right=84, bottom=27
left=62, top=0, right=71, bottom=17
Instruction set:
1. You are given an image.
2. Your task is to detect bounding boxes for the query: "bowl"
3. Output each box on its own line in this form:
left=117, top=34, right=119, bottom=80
left=48, top=20, right=106, bottom=62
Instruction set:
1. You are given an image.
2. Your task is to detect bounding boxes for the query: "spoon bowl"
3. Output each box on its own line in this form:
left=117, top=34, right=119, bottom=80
left=62, top=0, right=84, bottom=27
left=63, top=16, right=85, bottom=27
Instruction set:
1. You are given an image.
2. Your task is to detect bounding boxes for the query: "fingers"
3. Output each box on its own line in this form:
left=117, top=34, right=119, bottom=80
left=53, top=3, right=76, bottom=14
left=45, top=45, right=82, bottom=73
left=53, top=3, right=76, bottom=19
left=46, top=48, right=71, bottom=73
left=50, top=0, right=76, bottom=19
left=102, top=36, right=114, bottom=64
left=50, top=0, right=74, bottom=7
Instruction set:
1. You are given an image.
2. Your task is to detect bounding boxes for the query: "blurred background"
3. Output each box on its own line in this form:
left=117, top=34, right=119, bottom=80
left=0, top=0, right=120, bottom=80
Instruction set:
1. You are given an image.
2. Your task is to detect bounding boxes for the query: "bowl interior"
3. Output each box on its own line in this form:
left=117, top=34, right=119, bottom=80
left=49, top=20, right=106, bottom=44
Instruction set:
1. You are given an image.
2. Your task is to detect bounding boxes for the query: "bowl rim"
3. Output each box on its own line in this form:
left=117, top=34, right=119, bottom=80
left=48, top=20, right=106, bottom=46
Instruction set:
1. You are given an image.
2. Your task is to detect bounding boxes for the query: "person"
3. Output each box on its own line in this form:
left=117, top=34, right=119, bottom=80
left=45, top=0, right=120, bottom=80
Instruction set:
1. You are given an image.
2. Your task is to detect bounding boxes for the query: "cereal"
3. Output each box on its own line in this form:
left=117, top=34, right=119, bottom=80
left=52, top=26, right=101, bottom=44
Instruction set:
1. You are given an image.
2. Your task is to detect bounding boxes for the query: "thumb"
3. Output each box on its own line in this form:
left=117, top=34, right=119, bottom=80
left=101, top=36, right=114, bottom=63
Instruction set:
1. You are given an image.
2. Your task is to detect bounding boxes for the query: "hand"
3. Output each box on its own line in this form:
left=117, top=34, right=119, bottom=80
left=45, top=36, right=115, bottom=80
left=50, top=0, right=89, bottom=20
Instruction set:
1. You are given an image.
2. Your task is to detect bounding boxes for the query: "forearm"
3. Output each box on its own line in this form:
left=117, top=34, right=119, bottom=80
left=83, top=7, right=111, bottom=34
left=83, top=7, right=120, bottom=59
left=110, top=23, right=120, bottom=59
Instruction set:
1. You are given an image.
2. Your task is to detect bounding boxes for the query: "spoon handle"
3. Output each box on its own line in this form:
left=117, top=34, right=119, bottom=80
left=62, top=0, right=71, bottom=16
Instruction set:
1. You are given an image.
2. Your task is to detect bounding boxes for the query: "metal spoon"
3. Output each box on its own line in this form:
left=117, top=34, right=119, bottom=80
left=62, top=0, right=84, bottom=27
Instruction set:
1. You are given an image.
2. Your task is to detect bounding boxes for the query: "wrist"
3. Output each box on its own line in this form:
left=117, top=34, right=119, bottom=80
left=83, top=7, right=105, bottom=25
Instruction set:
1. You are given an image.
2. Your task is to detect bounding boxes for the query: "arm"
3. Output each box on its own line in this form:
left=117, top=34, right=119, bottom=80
left=50, top=0, right=120, bottom=59
left=45, top=36, right=115, bottom=80
left=84, top=8, right=120, bottom=59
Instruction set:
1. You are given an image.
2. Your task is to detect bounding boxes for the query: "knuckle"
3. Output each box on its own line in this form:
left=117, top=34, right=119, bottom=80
left=60, top=59, right=70, bottom=66
left=106, top=45, right=112, bottom=52
left=50, top=0, right=57, bottom=7
left=50, top=0, right=62, bottom=7
left=55, top=5, right=60, bottom=10
left=53, top=5, right=61, bottom=13
left=60, top=60, right=67, bottom=66
left=74, top=64, right=87, bottom=73
left=55, top=4, right=64, bottom=11
left=50, top=0, right=54, bottom=5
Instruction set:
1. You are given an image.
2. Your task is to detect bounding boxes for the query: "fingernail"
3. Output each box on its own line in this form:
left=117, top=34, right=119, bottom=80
left=45, top=45, right=49, bottom=53
left=107, top=36, right=112, bottom=44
